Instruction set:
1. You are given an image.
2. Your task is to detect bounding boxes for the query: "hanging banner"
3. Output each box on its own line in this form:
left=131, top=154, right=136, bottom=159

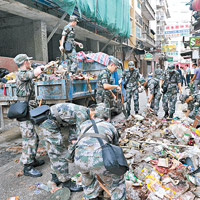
left=167, top=57, right=173, bottom=62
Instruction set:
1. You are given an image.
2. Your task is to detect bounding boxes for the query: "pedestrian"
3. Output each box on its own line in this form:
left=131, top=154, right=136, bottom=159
left=96, top=56, right=121, bottom=120
left=190, top=64, right=195, bottom=81
left=180, top=67, right=186, bottom=86
left=186, top=65, right=191, bottom=86
left=190, top=63, right=200, bottom=92
left=121, top=61, right=141, bottom=116
left=59, top=15, right=83, bottom=74
left=180, top=93, right=200, bottom=119
left=160, top=64, right=182, bottom=119
left=14, top=54, right=56, bottom=177
left=142, top=73, right=161, bottom=115
left=36, top=103, right=109, bottom=191
left=176, top=65, right=182, bottom=78
left=74, top=118, right=126, bottom=200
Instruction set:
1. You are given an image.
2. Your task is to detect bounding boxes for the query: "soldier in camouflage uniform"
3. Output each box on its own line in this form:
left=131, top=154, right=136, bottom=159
left=180, top=93, right=200, bottom=119
left=160, top=64, right=182, bottom=118
left=36, top=103, right=109, bottom=192
left=154, top=64, right=163, bottom=80
left=59, top=15, right=83, bottom=73
left=141, top=75, right=161, bottom=115
left=14, top=54, right=55, bottom=177
left=74, top=118, right=126, bottom=200
left=96, top=56, right=121, bottom=120
left=122, top=61, right=140, bottom=116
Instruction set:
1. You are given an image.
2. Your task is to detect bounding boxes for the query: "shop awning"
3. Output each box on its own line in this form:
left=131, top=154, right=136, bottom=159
left=133, top=48, right=145, bottom=55
left=181, top=51, right=192, bottom=56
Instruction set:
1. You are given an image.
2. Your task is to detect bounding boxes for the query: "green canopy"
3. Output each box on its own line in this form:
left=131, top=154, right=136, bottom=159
left=53, top=0, right=130, bottom=38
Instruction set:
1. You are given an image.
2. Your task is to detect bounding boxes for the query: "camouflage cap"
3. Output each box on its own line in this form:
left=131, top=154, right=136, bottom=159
left=94, top=103, right=110, bottom=119
left=179, top=94, right=189, bottom=104
left=139, top=77, right=146, bottom=85
left=128, top=61, right=135, bottom=69
left=14, top=54, right=33, bottom=66
left=168, top=64, right=175, bottom=71
left=69, top=15, right=79, bottom=22
left=109, top=56, right=120, bottom=69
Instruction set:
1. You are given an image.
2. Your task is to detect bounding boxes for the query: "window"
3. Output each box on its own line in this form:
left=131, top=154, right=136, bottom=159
left=137, top=0, right=141, bottom=9
left=136, top=24, right=142, bottom=39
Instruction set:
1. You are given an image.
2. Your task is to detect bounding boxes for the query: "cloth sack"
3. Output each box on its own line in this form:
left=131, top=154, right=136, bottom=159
left=7, top=101, right=29, bottom=121
left=29, top=105, right=50, bottom=125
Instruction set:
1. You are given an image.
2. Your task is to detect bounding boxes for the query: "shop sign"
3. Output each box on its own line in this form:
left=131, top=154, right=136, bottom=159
left=144, top=53, right=153, bottom=60
left=190, top=37, right=200, bottom=47
left=167, top=57, right=173, bottom=62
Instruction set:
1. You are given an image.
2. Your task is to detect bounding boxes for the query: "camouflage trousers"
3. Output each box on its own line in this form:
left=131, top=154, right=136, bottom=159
left=162, top=92, right=177, bottom=115
left=36, top=119, right=76, bottom=182
left=96, top=92, right=111, bottom=119
left=74, top=147, right=126, bottom=200
left=19, top=120, right=39, bottom=165
left=150, top=93, right=161, bottom=114
left=126, top=88, right=139, bottom=115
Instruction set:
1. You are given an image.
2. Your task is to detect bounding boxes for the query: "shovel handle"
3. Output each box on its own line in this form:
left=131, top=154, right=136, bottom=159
left=119, top=84, right=124, bottom=104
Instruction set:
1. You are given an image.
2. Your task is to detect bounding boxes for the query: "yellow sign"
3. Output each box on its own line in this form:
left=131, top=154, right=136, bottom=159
left=162, top=44, right=176, bottom=52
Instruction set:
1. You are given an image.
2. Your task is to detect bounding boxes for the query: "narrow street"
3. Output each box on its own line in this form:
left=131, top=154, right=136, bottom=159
left=0, top=90, right=187, bottom=200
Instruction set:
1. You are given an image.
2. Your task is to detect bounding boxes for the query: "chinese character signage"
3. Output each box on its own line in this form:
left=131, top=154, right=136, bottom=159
left=167, top=57, right=174, bottom=62
left=165, top=24, right=190, bottom=38
left=190, top=37, right=200, bottom=47
left=162, top=44, right=177, bottom=52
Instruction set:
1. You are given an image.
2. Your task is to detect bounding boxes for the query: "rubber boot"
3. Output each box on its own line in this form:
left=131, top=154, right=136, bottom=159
left=163, top=111, right=169, bottom=118
left=62, top=179, right=83, bottom=192
left=169, top=113, right=174, bottom=119
left=24, top=164, right=42, bottom=177
left=51, top=173, right=62, bottom=186
left=30, top=159, right=45, bottom=167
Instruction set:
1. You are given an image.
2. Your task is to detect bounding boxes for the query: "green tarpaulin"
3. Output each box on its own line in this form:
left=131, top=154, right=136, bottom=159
left=53, top=0, right=130, bottom=38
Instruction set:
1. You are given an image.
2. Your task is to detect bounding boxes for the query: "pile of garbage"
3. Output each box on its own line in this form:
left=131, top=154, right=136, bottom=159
left=116, top=109, right=200, bottom=199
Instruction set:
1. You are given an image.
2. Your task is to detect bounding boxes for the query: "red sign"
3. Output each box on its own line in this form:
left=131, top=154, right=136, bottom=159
left=192, top=0, right=200, bottom=11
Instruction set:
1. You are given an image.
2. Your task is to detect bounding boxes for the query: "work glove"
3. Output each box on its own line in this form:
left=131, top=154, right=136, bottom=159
left=116, top=85, right=121, bottom=93
left=79, top=43, right=83, bottom=49
left=160, top=88, right=163, bottom=94
left=118, top=79, right=122, bottom=85
left=59, top=46, right=64, bottom=52
left=147, top=103, right=150, bottom=108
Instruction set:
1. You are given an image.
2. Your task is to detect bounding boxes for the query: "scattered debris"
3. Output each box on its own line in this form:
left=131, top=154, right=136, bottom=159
left=16, top=170, right=24, bottom=177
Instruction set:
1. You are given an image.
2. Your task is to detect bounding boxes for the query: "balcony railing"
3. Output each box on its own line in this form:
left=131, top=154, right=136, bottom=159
left=142, top=32, right=156, bottom=48
left=142, top=0, right=155, bottom=21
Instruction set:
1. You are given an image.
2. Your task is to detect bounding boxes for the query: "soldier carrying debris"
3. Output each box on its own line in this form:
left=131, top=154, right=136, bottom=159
left=59, top=15, right=83, bottom=73
left=14, top=54, right=56, bottom=177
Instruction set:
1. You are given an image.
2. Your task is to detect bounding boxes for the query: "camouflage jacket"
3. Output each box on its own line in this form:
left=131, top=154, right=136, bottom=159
left=62, top=24, right=75, bottom=41
left=122, top=68, right=140, bottom=89
left=187, top=93, right=200, bottom=112
left=161, top=70, right=181, bottom=91
left=15, top=69, right=35, bottom=97
left=96, top=68, right=112, bottom=96
left=145, top=78, right=160, bottom=95
left=50, top=103, right=90, bottom=133
left=154, top=68, right=163, bottom=80
left=76, top=118, right=120, bottom=156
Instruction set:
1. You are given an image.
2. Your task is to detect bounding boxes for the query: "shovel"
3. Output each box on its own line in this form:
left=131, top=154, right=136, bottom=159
left=119, top=84, right=128, bottom=119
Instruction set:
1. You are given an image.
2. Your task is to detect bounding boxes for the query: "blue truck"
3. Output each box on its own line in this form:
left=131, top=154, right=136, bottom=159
left=0, top=61, right=124, bottom=129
